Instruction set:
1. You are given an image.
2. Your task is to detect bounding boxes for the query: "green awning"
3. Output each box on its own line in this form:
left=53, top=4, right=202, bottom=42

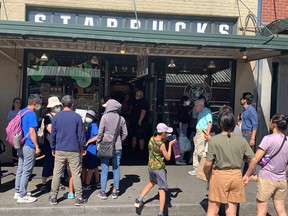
left=0, top=20, right=287, bottom=61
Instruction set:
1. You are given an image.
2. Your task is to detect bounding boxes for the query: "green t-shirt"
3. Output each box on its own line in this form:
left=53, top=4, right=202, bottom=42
left=148, top=137, right=165, bottom=170
left=206, top=134, right=254, bottom=169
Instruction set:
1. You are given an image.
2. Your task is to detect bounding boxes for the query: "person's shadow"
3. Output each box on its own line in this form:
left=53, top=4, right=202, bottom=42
left=107, top=174, right=140, bottom=197
left=135, top=188, right=182, bottom=216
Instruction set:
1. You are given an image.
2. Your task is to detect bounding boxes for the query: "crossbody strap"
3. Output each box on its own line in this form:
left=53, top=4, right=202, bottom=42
left=270, top=135, right=287, bottom=160
left=112, top=115, right=121, bottom=143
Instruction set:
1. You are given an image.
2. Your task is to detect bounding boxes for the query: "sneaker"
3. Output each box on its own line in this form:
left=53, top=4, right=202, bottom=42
left=75, top=197, right=87, bottom=206
left=96, top=182, right=101, bottom=189
left=134, top=198, right=144, bottom=208
left=188, top=169, right=198, bottom=176
left=49, top=196, right=57, bottom=205
left=158, top=213, right=165, bottom=216
left=67, top=193, right=75, bottom=199
left=111, top=191, right=119, bottom=199
left=14, top=192, right=31, bottom=200
left=175, top=160, right=186, bottom=165
left=82, top=184, right=91, bottom=191
left=96, top=190, right=107, bottom=200
left=40, top=184, right=48, bottom=192
left=17, top=195, right=37, bottom=204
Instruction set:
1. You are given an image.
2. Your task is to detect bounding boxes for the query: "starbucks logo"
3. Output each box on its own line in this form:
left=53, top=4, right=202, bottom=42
left=184, top=83, right=212, bottom=102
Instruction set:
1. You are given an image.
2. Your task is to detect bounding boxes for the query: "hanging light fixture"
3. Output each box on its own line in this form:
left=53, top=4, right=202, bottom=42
left=91, top=56, right=99, bottom=64
left=40, top=53, right=48, bottom=62
left=207, top=60, right=216, bottom=69
left=168, top=59, right=176, bottom=68
left=240, top=48, right=247, bottom=60
left=119, top=43, right=126, bottom=54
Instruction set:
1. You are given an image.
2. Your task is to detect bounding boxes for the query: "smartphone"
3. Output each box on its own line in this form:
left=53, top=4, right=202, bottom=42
left=202, top=130, right=207, bottom=135
left=167, top=134, right=176, bottom=141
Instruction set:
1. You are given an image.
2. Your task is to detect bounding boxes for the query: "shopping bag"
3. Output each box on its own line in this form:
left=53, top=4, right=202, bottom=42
left=196, top=157, right=208, bottom=182
left=179, top=133, right=191, bottom=153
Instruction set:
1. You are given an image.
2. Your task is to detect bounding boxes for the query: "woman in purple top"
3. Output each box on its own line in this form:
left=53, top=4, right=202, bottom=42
left=243, top=114, right=288, bottom=216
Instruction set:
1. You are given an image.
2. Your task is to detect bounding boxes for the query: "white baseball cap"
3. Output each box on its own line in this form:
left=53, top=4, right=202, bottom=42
left=156, top=123, right=173, bottom=133
left=87, top=110, right=96, bottom=117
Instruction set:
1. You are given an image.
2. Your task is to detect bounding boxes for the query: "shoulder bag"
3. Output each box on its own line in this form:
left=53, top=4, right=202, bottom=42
left=97, top=115, right=121, bottom=158
left=259, top=135, right=287, bottom=168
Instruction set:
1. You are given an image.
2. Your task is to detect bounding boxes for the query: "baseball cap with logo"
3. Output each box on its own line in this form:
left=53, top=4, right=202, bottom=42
left=156, top=123, right=173, bottom=133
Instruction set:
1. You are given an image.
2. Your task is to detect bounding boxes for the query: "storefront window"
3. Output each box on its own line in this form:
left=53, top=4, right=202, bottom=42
left=26, top=51, right=101, bottom=119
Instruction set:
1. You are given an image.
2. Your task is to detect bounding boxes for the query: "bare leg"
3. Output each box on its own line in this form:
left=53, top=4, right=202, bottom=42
left=132, top=137, right=137, bottom=149
left=94, top=167, right=100, bottom=183
left=159, top=189, right=166, bottom=212
left=140, top=182, right=155, bottom=198
left=206, top=200, right=221, bottom=216
left=139, top=139, right=145, bottom=151
left=256, top=199, right=269, bottom=216
left=225, top=202, right=238, bottom=216
left=68, top=170, right=74, bottom=194
left=273, top=199, right=287, bottom=216
left=42, top=176, right=47, bottom=185
left=85, top=169, right=93, bottom=185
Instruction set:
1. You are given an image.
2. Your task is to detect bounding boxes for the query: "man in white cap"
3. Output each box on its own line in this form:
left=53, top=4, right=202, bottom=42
left=134, top=123, right=176, bottom=216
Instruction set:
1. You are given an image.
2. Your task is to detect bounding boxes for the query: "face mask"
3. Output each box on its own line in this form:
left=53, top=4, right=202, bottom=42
left=185, top=100, right=190, bottom=106
left=85, top=118, right=93, bottom=124
left=54, top=107, right=61, bottom=113
left=35, top=104, right=42, bottom=111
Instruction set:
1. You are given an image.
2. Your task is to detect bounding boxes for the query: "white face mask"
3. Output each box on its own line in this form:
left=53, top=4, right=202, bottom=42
left=85, top=117, right=93, bottom=124
left=185, top=100, right=191, bottom=106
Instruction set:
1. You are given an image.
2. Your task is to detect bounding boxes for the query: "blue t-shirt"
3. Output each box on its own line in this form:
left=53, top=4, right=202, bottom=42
left=196, top=107, right=213, bottom=130
left=86, top=122, right=98, bottom=156
left=20, top=108, right=38, bottom=149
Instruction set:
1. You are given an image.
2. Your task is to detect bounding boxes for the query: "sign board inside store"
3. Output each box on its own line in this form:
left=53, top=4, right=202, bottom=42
left=27, top=9, right=235, bottom=35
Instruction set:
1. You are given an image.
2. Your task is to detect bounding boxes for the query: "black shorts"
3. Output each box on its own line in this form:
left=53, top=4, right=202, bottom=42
left=83, top=154, right=99, bottom=169
left=131, top=122, right=148, bottom=140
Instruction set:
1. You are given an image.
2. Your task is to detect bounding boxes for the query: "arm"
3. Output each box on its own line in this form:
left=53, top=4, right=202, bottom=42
left=206, top=122, right=212, bottom=135
left=160, top=140, right=176, bottom=161
left=77, top=118, right=86, bottom=149
left=250, top=129, right=257, bottom=146
left=250, top=109, right=258, bottom=146
left=86, top=135, right=98, bottom=146
left=121, top=118, right=128, bottom=141
left=97, top=117, right=106, bottom=143
left=243, top=148, right=265, bottom=185
left=29, top=127, right=41, bottom=155
left=138, top=109, right=146, bottom=126
left=204, top=160, right=213, bottom=180
left=179, top=122, right=183, bottom=134
left=50, top=119, right=57, bottom=155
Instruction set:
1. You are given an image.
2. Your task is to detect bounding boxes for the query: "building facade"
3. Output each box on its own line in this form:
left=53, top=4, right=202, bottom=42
left=0, top=0, right=286, bottom=162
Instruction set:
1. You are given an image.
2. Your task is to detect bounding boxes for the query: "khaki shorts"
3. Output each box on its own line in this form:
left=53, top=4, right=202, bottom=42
left=209, top=169, right=245, bottom=203
left=257, top=177, right=287, bottom=201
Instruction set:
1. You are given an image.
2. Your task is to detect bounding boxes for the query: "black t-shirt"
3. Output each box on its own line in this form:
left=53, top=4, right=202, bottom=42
left=43, top=114, right=53, bottom=145
left=177, top=105, right=190, bottom=124
left=131, top=98, right=148, bottom=123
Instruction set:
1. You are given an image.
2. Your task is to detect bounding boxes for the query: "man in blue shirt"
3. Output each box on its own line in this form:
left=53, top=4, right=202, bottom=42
left=240, top=92, right=258, bottom=179
left=188, top=99, right=212, bottom=176
left=49, top=95, right=87, bottom=206
left=14, top=94, right=42, bottom=204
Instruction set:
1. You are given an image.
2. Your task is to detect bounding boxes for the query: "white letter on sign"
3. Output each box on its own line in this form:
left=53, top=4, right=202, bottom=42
left=219, top=24, right=230, bottom=34
left=152, top=21, right=164, bottom=31
left=84, top=17, right=94, bottom=26
left=175, top=22, right=186, bottom=32
left=35, top=14, right=46, bottom=23
left=60, top=15, right=71, bottom=24
left=130, top=19, right=141, bottom=29
left=107, top=18, right=118, bottom=28
left=197, top=23, right=208, bottom=33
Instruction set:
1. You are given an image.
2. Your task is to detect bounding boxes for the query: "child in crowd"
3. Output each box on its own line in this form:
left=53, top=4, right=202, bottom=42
left=82, top=110, right=100, bottom=190
left=134, top=123, right=176, bottom=216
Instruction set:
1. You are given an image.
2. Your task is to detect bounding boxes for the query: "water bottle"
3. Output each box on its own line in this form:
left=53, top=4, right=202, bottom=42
left=13, top=132, right=21, bottom=149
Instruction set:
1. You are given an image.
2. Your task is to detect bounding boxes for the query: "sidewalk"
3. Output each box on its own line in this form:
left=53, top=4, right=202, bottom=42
left=0, top=165, right=278, bottom=216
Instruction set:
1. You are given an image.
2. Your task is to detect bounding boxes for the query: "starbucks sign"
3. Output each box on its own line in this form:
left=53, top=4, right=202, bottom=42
left=184, top=83, right=212, bottom=102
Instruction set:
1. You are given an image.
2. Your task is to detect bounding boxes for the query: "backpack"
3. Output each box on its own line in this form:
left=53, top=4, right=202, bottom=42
left=6, top=109, right=32, bottom=149
left=38, top=113, right=52, bottom=145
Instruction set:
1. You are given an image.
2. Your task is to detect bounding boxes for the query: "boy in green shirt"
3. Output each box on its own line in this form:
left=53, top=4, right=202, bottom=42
left=134, top=123, right=176, bottom=216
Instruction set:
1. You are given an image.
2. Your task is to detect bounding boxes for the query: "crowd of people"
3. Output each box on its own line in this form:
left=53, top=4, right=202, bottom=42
left=5, top=90, right=288, bottom=216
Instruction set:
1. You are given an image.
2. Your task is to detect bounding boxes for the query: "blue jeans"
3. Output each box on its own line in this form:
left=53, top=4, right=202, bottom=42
left=15, top=145, right=36, bottom=197
left=100, top=150, right=122, bottom=191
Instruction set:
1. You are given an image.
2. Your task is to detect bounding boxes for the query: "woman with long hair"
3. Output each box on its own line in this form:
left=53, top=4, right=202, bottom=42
left=243, top=114, right=288, bottom=216
left=204, top=112, right=254, bottom=216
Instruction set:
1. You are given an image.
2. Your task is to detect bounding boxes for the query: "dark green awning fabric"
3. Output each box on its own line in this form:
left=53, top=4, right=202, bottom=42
left=0, top=20, right=287, bottom=50
left=261, top=18, right=288, bottom=36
